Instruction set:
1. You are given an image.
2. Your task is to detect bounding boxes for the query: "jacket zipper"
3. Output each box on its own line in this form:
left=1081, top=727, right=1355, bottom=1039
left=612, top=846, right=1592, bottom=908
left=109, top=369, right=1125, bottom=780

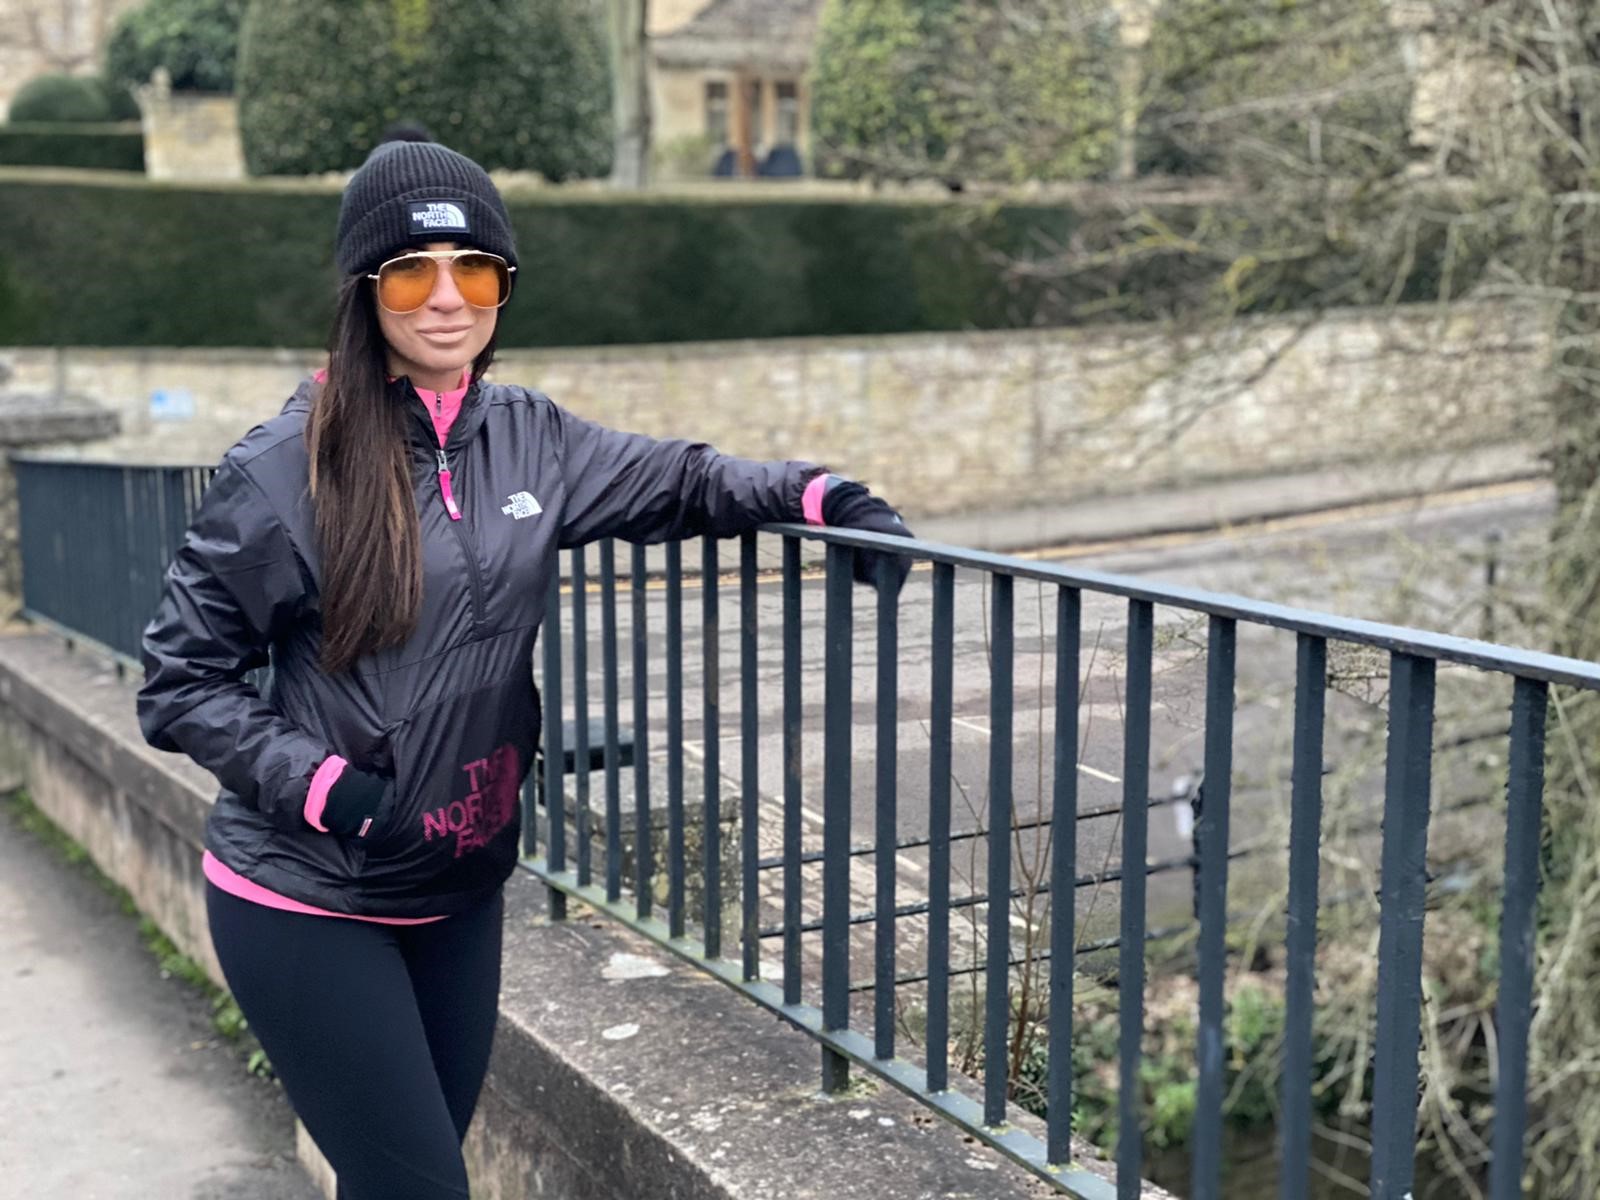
left=435, top=448, right=462, bottom=521
left=433, top=444, right=486, bottom=629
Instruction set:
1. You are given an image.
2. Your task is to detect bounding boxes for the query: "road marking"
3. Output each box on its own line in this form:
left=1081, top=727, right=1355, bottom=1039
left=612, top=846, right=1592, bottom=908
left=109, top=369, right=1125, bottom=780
left=1078, top=764, right=1122, bottom=784
left=951, top=716, right=991, bottom=737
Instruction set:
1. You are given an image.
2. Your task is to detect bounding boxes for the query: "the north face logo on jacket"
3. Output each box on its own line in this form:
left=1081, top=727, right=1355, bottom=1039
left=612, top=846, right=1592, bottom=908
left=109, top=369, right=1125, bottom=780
left=501, top=491, right=541, bottom=519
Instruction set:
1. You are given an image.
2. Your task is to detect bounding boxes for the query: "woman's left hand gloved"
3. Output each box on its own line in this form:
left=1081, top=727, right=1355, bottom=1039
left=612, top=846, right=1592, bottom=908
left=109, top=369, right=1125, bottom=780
left=817, top=476, right=914, bottom=594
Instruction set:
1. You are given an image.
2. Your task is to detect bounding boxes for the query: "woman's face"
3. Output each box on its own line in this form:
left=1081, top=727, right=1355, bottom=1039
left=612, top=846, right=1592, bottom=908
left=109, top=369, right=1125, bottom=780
left=376, top=240, right=499, bottom=391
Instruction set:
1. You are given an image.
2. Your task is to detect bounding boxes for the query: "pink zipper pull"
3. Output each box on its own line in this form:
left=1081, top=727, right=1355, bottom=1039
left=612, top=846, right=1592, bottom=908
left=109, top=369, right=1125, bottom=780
left=436, top=449, right=462, bottom=521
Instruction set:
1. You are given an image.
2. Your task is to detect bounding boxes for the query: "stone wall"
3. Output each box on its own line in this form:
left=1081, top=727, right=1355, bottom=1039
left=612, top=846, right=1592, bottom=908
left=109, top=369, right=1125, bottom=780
left=0, top=302, right=1552, bottom=518
left=0, top=631, right=1152, bottom=1199
left=136, top=69, right=245, bottom=181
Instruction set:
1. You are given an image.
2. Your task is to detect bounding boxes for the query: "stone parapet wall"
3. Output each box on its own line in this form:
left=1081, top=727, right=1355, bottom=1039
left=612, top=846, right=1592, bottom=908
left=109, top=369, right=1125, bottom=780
left=0, top=631, right=1151, bottom=1199
left=1, top=301, right=1552, bottom=518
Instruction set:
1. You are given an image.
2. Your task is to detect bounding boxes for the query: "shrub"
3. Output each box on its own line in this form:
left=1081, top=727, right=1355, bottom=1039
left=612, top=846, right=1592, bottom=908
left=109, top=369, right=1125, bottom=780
left=0, top=172, right=1479, bottom=348
left=0, top=173, right=1106, bottom=346
left=0, top=125, right=144, bottom=172
left=810, top=0, right=1119, bottom=185
left=105, top=0, right=247, bottom=94
left=236, top=0, right=611, bottom=178
left=9, top=75, right=116, bottom=124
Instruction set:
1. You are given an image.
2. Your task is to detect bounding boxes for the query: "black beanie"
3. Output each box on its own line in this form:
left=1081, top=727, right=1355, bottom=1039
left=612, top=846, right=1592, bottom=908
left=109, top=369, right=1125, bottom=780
left=334, top=140, right=518, bottom=277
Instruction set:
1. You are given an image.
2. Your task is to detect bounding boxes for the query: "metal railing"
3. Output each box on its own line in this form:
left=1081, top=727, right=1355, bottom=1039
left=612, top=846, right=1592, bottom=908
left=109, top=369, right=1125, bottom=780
left=524, top=525, right=1600, bottom=1200
left=15, top=457, right=1600, bottom=1200
left=14, top=457, right=213, bottom=666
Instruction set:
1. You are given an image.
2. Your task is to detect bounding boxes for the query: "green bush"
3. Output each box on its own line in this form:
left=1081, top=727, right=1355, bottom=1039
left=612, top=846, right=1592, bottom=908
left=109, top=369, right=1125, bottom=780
left=811, top=0, right=1119, bottom=185
left=102, top=80, right=142, bottom=122
left=0, top=173, right=1116, bottom=346
left=105, top=0, right=247, bottom=94
left=236, top=0, right=611, bottom=178
left=0, top=125, right=144, bottom=172
left=9, top=75, right=117, bottom=124
left=0, top=172, right=1481, bottom=348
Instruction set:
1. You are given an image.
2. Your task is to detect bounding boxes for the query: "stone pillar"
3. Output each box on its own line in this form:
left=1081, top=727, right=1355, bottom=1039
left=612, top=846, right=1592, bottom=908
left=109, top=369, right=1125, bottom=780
left=1386, top=0, right=1521, bottom=175
left=1111, top=0, right=1158, bottom=182
left=136, top=67, right=246, bottom=181
left=0, top=373, right=119, bottom=617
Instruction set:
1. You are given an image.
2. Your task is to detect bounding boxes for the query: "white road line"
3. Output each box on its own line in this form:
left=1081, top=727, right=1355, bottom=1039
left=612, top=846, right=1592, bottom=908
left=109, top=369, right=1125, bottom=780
left=950, top=716, right=991, bottom=737
left=1078, top=763, right=1122, bottom=784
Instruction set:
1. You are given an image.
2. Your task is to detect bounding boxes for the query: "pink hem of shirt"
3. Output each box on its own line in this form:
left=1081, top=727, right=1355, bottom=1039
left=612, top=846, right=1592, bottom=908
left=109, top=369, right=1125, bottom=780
left=203, top=851, right=448, bottom=925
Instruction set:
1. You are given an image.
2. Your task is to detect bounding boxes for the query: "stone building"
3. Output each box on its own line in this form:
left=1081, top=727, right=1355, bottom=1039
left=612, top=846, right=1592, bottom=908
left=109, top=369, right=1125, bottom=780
left=0, top=0, right=140, bottom=118
left=650, top=0, right=822, bottom=179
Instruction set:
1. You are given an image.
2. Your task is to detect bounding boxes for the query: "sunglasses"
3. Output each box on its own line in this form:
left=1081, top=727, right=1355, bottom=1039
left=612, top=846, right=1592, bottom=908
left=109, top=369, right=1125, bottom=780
left=368, top=250, right=516, bottom=314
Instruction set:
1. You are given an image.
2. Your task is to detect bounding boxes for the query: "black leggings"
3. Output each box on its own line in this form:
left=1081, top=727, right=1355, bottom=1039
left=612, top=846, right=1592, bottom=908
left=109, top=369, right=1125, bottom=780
left=206, top=882, right=503, bottom=1200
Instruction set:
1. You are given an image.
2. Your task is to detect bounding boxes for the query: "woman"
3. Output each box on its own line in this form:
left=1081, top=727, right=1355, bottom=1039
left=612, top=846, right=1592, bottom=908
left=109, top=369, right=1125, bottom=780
left=137, top=138, right=908, bottom=1200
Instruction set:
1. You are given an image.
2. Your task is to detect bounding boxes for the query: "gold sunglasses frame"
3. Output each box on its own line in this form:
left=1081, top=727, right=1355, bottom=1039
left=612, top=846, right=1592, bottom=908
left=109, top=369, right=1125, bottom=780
left=367, top=249, right=517, bottom=314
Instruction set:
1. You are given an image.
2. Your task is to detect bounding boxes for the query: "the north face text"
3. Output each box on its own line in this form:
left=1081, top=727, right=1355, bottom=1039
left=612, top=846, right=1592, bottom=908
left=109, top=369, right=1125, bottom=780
left=407, top=200, right=470, bottom=234
left=421, top=744, right=519, bottom=857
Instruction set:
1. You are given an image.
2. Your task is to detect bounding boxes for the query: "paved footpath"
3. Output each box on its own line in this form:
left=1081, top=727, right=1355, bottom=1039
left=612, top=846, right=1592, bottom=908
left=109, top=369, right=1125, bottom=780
left=0, top=801, right=319, bottom=1200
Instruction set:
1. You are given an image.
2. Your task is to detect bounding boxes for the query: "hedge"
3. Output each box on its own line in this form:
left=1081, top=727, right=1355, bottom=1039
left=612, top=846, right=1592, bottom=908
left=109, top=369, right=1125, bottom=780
left=0, top=125, right=144, bottom=172
left=0, top=174, right=1089, bottom=346
left=0, top=172, right=1475, bottom=348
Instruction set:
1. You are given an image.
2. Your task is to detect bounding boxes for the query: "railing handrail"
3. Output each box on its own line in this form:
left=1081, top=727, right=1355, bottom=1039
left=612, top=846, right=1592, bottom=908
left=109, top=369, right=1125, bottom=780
left=763, top=522, right=1600, bottom=689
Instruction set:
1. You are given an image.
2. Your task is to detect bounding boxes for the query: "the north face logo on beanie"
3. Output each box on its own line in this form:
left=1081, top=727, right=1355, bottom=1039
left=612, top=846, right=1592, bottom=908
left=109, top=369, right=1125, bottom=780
left=408, top=201, right=470, bottom=234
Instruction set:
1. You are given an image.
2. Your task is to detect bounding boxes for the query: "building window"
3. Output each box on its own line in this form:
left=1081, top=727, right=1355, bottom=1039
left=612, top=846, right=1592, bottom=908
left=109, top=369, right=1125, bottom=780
left=775, top=81, right=799, bottom=146
left=705, top=80, right=728, bottom=145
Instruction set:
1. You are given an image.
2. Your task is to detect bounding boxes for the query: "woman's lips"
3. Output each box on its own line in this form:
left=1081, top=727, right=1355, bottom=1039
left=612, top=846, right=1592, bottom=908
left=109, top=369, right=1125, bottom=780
left=418, top=326, right=471, bottom=343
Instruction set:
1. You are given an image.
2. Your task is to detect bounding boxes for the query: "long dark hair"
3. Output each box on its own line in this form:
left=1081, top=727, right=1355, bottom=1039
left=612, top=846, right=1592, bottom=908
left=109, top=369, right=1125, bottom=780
left=308, top=276, right=496, bottom=674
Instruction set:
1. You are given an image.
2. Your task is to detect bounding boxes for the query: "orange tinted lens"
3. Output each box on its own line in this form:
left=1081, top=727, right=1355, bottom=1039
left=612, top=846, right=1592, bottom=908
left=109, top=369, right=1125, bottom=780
left=453, top=253, right=508, bottom=307
left=376, top=255, right=438, bottom=312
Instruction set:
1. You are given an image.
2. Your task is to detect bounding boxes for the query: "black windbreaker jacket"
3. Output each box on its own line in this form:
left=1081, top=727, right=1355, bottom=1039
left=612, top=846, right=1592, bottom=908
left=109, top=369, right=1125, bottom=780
left=138, top=378, right=819, bottom=918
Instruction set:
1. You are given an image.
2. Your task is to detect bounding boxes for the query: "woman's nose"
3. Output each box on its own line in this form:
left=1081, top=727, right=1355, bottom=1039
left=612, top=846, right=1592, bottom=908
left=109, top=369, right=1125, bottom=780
left=428, top=262, right=466, bottom=310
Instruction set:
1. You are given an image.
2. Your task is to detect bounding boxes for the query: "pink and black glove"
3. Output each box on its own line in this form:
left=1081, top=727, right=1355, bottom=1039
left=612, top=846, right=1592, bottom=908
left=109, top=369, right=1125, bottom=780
left=806, top=474, right=914, bottom=593
left=305, top=762, right=389, bottom=838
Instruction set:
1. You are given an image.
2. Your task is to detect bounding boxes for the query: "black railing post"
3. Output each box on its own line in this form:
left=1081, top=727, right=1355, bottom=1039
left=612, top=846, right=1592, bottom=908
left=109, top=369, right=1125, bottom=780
left=1118, top=599, right=1155, bottom=1200
left=873, top=554, right=900, bottom=1060
left=1191, top=617, right=1236, bottom=1200
left=781, top=536, right=803, bottom=1004
left=571, top=546, right=593, bottom=890
left=632, top=543, right=652, bottom=921
left=821, top=541, right=853, bottom=1093
left=1489, top=676, right=1548, bottom=1200
left=1369, top=652, right=1437, bottom=1200
left=740, top=532, right=761, bottom=982
left=1279, top=635, right=1327, bottom=1200
left=1046, top=585, right=1081, bottom=1167
left=926, top=562, right=956, bottom=1094
left=539, top=566, right=566, bottom=920
left=601, top=539, right=623, bottom=903
left=702, top=536, right=723, bottom=960
left=665, top=540, right=684, bottom=936
left=984, top=573, right=1015, bottom=1127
